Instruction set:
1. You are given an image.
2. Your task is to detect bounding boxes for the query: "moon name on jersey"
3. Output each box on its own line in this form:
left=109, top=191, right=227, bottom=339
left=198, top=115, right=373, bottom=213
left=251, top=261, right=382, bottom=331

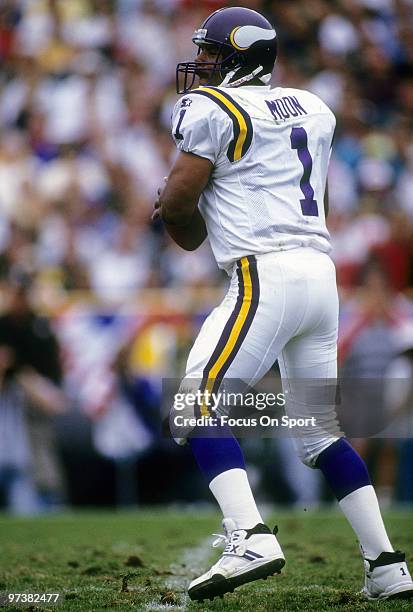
left=266, top=96, right=307, bottom=120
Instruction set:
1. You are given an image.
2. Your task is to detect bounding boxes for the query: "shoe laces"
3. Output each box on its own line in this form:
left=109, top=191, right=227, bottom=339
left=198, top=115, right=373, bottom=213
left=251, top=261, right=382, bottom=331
left=212, top=532, right=229, bottom=549
left=212, top=518, right=242, bottom=553
left=212, top=532, right=245, bottom=555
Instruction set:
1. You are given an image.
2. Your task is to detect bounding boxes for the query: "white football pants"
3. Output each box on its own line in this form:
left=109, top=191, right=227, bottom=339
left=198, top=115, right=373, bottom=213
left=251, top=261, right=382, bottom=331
left=184, top=247, right=341, bottom=466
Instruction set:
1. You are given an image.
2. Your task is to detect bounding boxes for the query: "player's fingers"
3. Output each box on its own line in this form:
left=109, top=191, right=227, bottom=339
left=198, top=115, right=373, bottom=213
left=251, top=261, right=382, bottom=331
left=157, top=178, right=168, bottom=197
left=151, top=209, right=161, bottom=222
left=152, top=197, right=161, bottom=221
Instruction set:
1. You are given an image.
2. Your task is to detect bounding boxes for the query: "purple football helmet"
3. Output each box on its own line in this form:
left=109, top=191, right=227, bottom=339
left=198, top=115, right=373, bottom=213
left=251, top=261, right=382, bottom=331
left=176, top=6, right=277, bottom=94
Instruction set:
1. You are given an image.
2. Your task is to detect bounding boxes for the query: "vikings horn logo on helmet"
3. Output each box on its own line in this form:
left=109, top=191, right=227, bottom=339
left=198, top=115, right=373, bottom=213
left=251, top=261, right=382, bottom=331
left=230, top=26, right=276, bottom=51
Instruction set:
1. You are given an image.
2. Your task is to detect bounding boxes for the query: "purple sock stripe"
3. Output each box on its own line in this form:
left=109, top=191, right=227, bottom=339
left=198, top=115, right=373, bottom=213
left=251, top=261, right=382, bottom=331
left=189, top=425, right=246, bottom=483
left=315, top=438, right=371, bottom=501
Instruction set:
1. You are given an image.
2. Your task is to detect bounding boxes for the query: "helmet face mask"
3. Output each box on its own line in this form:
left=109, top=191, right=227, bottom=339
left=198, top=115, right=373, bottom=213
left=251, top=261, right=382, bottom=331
left=177, top=42, right=242, bottom=94
left=176, top=7, right=277, bottom=94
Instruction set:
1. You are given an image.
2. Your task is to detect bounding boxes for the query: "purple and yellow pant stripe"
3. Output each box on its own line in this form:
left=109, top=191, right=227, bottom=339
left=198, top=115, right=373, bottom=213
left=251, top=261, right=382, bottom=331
left=197, top=255, right=260, bottom=418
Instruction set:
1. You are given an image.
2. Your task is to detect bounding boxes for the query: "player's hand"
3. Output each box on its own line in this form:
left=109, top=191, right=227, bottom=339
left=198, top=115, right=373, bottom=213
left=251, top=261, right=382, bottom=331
left=152, top=198, right=161, bottom=222
left=152, top=177, right=168, bottom=222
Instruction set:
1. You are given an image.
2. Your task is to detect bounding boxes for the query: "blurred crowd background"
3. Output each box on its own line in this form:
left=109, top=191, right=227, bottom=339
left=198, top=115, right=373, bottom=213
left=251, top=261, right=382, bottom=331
left=0, top=0, right=413, bottom=514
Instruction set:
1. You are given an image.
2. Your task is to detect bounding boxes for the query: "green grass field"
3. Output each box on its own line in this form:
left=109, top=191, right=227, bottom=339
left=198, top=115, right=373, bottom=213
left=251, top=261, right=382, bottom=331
left=1, top=509, right=413, bottom=611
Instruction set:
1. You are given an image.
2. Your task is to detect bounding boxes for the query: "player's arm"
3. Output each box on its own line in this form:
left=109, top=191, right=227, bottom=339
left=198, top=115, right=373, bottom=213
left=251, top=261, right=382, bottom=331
left=154, top=94, right=225, bottom=250
left=324, top=182, right=329, bottom=218
left=157, top=151, right=212, bottom=251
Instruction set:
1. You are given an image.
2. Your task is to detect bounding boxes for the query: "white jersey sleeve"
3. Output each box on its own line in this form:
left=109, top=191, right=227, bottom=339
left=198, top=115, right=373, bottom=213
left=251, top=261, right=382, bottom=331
left=171, top=94, right=231, bottom=164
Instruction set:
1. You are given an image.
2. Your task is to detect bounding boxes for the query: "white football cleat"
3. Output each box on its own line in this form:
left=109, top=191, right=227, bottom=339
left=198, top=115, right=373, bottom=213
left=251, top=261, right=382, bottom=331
left=188, top=518, right=285, bottom=601
left=361, top=550, right=413, bottom=600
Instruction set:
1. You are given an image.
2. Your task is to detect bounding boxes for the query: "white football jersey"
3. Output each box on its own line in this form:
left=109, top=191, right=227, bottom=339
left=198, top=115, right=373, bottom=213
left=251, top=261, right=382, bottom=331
left=171, top=84, right=335, bottom=271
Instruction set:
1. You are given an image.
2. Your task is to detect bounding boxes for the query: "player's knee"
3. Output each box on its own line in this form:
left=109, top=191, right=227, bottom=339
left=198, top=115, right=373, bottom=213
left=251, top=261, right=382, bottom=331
left=297, top=448, right=317, bottom=468
left=295, top=436, right=341, bottom=468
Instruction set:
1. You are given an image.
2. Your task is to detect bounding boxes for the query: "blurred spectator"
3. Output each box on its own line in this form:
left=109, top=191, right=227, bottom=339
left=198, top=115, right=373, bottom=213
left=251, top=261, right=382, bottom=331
left=339, top=258, right=413, bottom=504
left=0, top=338, right=39, bottom=515
left=0, top=273, right=67, bottom=509
left=384, top=322, right=413, bottom=504
left=92, top=339, right=158, bottom=506
left=339, top=258, right=413, bottom=375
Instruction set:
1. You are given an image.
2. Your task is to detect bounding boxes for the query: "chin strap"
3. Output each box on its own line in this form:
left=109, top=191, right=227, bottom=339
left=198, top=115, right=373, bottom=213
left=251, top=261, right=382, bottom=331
left=220, top=65, right=271, bottom=88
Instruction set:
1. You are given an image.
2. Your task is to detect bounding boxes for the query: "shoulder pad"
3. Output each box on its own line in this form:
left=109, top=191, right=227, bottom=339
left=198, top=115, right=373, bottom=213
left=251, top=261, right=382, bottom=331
left=190, top=87, right=253, bottom=162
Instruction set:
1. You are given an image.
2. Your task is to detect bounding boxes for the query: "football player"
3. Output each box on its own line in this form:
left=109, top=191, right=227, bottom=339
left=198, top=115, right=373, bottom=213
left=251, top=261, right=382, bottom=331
left=154, top=6, right=413, bottom=603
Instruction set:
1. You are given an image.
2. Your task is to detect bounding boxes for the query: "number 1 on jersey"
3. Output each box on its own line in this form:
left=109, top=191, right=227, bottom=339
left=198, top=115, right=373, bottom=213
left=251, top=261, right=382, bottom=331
left=174, top=109, right=186, bottom=140
left=290, top=127, right=318, bottom=217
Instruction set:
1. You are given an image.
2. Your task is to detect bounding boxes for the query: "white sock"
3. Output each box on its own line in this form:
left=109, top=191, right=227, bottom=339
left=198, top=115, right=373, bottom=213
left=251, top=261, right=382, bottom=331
left=209, top=468, right=263, bottom=529
left=339, top=485, right=394, bottom=559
